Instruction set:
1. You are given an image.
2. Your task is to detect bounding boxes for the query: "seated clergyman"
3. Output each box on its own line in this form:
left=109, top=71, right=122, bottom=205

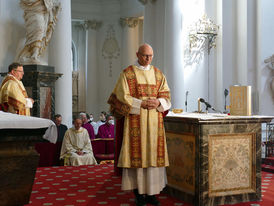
left=60, top=116, right=97, bottom=166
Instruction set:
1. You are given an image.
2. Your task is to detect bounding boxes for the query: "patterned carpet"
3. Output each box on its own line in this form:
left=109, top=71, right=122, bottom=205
left=25, top=164, right=274, bottom=206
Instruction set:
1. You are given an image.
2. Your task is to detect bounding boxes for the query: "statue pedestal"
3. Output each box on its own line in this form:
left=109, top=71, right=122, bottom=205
left=22, top=65, right=62, bottom=119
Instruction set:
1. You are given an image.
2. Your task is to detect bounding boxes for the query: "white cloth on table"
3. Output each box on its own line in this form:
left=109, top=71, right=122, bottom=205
left=0, top=111, right=57, bottom=143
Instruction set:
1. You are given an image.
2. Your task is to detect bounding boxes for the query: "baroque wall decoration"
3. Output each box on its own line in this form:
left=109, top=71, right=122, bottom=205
left=184, top=14, right=219, bottom=66
left=102, top=25, right=120, bottom=77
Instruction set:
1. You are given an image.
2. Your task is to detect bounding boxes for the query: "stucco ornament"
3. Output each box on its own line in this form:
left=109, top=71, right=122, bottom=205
left=102, top=25, right=120, bottom=77
left=264, top=55, right=274, bottom=100
left=17, top=0, right=61, bottom=65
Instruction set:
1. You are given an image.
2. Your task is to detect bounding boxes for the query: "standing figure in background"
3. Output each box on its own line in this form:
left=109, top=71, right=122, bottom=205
left=94, top=111, right=107, bottom=135
left=17, top=0, right=60, bottom=64
left=60, top=116, right=97, bottom=166
left=54, top=114, right=68, bottom=143
left=88, top=113, right=97, bottom=131
left=97, top=114, right=114, bottom=139
left=108, top=44, right=171, bottom=206
left=0, top=62, right=34, bottom=115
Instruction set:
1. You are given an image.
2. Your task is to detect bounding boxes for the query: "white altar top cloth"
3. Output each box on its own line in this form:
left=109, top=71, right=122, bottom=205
left=0, top=111, right=57, bottom=143
left=167, top=111, right=274, bottom=121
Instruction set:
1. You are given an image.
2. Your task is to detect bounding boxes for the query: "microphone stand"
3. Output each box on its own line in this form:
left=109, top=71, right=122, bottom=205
left=224, top=89, right=229, bottom=113
left=185, top=91, right=189, bottom=112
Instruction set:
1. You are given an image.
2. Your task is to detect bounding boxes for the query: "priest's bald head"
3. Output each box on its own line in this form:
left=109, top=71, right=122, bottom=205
left=136, top=44, right=154, bottom=66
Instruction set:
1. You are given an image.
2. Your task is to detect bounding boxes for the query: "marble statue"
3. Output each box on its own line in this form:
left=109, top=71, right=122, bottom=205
left=17, top=0, right=61, bottom=65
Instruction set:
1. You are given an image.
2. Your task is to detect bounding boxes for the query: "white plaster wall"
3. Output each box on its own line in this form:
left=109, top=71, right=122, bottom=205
left=222, top=0, right=237, bottom=109
left=0, top=0, right=24, bottom=76
left=260, top=0, right=274, bottom=115
left=181, top=0, right=210, bottom=112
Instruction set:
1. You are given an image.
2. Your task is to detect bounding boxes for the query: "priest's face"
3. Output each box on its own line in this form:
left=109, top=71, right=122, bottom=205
left=11, top=66, right=24, bottom=81
left=54, top=117, right=62, bottom=126
left=136, top=44, right=154, bottom=66
left=74, top=118, right=82, bottom=130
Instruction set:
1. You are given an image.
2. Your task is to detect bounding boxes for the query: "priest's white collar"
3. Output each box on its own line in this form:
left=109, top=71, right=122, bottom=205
left=134, top=61, right=151, bottom=71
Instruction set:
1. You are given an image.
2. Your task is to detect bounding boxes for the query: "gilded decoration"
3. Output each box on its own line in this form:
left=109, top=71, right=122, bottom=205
left=166, top=132, right=195, bottom=194
left=120, top=17, right=140, bottom=28
left=208, top=133, right=256, bottom=197
left=102, top=25, right=120, bottom=77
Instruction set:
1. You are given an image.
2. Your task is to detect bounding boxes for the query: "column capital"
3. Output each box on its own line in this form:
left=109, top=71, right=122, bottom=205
left=138, top=0, right=157, bottom=5
left=120, top=17, right=141, bottom=28
left=74, top=20, right=102, bottom=30
left=85, top=20, right=102, bottom=30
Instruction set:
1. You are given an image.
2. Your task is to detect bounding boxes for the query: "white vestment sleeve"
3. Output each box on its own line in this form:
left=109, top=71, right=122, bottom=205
left=129, top=97, right=142, bottom=115
left=25, top=98, right=33, bottom=108
left=157, top=98, right=171, bottom=112
left=43, top=124, right=58, bottom=143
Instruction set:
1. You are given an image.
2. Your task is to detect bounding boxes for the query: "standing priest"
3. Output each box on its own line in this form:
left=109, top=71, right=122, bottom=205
left=108, top=44, right=171, bottom=206
left=0, top=62, right=33, bottom=115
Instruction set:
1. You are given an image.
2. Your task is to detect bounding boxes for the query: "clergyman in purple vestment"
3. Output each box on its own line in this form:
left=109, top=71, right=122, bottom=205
left=97, top=115, right=114, bottom=138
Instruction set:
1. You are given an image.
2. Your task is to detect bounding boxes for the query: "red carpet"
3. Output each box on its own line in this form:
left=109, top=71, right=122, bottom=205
left=26, top=164, right=274, bottom=206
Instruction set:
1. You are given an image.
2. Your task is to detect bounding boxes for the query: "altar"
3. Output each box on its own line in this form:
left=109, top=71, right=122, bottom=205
left=0, top=111, right=57, bottom=206
left=164, top=112, right=273, bottom=206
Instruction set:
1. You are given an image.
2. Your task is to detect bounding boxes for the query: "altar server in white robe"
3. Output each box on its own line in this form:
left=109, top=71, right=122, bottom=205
left=60, top=116, right=97, bottom=166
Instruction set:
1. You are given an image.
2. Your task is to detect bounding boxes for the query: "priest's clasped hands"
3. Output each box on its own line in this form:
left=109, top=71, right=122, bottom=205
left=141, top=98, right=160, bottom=110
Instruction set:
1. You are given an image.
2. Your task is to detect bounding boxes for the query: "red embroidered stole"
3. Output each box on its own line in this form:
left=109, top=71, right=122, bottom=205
left=124, top=66, right=168, bottom=168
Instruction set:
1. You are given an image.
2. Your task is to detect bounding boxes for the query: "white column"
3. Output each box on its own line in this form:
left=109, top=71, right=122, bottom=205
left=120, top=17, right=140, bottom=68
left=236, top=0, right=248, bottom=85
left=49, top=0, right=72, bottom=127
left=214, top=0, right=223, bottom=111
left=143, top=0, right=165, bottom=68
left=86, top=20, right=101, bottom=117
left=164, top=0, right=184, bottom=109
left=255, top=0, right=261, bottom=114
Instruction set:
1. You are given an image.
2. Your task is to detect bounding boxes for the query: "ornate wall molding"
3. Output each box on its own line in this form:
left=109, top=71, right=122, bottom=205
left=138, top=0, right=157, bottom=5
left=73, top=20, right=102, bottom=30
left=102, top=25, right=120, bottom=77
left=120, top=17, right=140, bottom=28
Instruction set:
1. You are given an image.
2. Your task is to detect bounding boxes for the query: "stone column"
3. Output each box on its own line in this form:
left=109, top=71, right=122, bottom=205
left=236, top=0, right=248, bottom=85
left=120, top=17, right=141, bottom=68
left=164, top=0, right=185, bottom=109
left=49, top=0, right=72, bottom=127
left=85, top=20, right=102, bottom=117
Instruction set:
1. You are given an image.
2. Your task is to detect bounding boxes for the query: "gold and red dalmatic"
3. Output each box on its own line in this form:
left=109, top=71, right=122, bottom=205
left=108, top=65, right=170, bottom=168
left=0, top=75, right=29, bottom=115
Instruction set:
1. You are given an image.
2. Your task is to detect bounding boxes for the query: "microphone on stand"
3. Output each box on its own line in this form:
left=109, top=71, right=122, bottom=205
left=199, top=98, right=218, bottom=112
left=185, top=91, right=189, bottom=112
left=224, top=89, right=229, bottom=112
